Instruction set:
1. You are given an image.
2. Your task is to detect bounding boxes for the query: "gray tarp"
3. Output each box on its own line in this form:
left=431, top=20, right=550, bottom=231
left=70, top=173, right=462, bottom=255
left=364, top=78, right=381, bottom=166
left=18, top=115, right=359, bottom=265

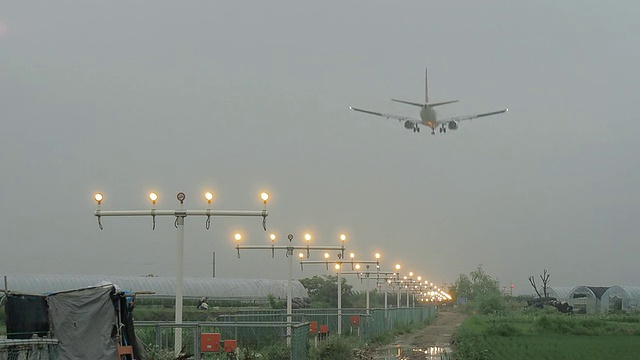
left=47, top=285, right=118, bottom=360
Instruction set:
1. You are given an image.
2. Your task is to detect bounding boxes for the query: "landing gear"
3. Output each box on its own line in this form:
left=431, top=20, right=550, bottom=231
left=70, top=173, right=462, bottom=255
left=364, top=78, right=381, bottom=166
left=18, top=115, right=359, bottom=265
left=439, top=125, right=447, bottom=133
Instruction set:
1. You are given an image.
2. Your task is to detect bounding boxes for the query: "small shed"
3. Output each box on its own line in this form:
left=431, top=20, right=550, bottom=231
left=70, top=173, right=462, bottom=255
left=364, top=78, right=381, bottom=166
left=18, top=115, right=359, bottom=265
left=568, top=286, right=610, bottom=314
left=600, top=286, right=640, bottom=313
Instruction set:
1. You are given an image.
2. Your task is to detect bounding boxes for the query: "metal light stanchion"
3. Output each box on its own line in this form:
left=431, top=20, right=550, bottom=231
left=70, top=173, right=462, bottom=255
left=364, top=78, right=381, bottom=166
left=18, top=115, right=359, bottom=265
left=301, top=247, right=380, bottom=336
left=340, top=253, right=382, bottom=316
left=235, top=232, right=345, bottom=346
left=373, top=270, right=400, bottom=318
left=93, top=191, right=269, bottom=356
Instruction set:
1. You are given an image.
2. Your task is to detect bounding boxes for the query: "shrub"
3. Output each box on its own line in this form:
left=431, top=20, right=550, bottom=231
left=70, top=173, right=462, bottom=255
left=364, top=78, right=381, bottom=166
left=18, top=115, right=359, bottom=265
left=533, top=315, right=575, bottom=334
left=484, top=322, right=521, bottom=337
left=452, top=324, right=491, bottom=360
left=309, top=335, right=355, bottom=360
left=257, top=343, right=290, bottom=360
left=476, top=293, right=506, bottom=315
left=267, top=294, right=285, bottom=309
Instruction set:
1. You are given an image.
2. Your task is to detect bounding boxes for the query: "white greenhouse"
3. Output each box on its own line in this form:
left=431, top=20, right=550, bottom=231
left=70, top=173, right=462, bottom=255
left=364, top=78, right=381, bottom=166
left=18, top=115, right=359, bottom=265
left=546, top=287, right=574, bottom=303
left=600, top=286, right=640, bottom=313
left=568, top=286, right=610, bottom=314
left=0, top=274, right=308, bottom=304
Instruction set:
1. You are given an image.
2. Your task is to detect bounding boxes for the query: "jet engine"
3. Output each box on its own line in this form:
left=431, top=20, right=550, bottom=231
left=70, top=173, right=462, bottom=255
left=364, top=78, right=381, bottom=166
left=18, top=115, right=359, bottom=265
left=448, top=121, right=459, bottom=130
left=404, top=120, right=415, bottom=130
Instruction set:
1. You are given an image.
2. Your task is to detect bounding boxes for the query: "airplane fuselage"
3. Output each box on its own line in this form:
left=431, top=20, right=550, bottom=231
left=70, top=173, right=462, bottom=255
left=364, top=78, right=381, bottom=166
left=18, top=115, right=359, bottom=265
left=420, top=106, right=437, bottom=128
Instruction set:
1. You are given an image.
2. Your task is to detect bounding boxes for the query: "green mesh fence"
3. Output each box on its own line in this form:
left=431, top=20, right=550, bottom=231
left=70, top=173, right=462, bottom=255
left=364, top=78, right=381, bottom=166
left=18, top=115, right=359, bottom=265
left=135, top=321, right=308, bottom=360
left=291, top=323, right=309, bottom=360
left=361, top=306, right=437, bottom=341
left=133, top=306, right=436, bottom=359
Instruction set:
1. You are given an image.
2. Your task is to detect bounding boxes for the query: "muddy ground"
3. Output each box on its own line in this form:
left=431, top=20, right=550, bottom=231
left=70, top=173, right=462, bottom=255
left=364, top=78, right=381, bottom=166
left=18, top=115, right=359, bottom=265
left=358, top=311, right=468, bottom=359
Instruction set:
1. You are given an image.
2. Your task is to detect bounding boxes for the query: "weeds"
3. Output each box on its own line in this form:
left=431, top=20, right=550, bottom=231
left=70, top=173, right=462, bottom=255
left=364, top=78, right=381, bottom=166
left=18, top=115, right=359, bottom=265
left=308, top=335, right=355, bottom=360
left=452, top=307, right=640, bottom=359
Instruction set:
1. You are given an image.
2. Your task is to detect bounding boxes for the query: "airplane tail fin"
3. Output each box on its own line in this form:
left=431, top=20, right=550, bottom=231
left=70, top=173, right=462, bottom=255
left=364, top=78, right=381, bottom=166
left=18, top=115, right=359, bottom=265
left=390, top=68, right=458, bottom=108
left=425, top=68, right=429, bottom=104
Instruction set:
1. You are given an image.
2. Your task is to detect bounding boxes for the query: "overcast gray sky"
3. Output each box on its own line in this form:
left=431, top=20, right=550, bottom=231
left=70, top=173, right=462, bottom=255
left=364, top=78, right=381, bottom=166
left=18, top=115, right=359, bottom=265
left=1, top=1, right=638, bottom=295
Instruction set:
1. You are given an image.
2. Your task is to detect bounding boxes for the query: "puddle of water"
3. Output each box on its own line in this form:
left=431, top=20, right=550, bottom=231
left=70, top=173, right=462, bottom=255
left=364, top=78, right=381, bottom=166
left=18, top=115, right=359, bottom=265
left=374, top=345, right=452, bottom=359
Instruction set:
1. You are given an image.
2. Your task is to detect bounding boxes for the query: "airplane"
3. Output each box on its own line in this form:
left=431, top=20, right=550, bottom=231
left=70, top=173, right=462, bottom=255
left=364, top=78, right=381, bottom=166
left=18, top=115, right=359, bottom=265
left=350, top=68, right=508, bottom=135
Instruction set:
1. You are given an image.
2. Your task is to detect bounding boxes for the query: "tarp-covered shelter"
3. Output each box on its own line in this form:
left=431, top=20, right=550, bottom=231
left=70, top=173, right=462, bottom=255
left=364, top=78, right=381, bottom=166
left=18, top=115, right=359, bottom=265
left=4, top=284, right=141, bottom=360
left=601, top=286, right=640, bottom=313
left=5, top=293, right=49, bottom=339
left=568, top=286, right=610, bottom=314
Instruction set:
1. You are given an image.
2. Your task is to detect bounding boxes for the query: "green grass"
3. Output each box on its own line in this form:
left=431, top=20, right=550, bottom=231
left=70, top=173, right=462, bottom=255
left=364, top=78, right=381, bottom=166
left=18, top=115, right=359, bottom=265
left=453, top=309, right=640, bottom=360
left=487, top=335, right=640, bottom=360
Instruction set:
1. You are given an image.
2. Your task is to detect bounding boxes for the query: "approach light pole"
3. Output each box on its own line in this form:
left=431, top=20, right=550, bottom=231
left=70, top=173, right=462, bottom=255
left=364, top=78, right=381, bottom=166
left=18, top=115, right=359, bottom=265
left=93, top=191, right=269, bottom=355
left=300, top=247, right=380, bottom=336
left=374, top=270, right=401, bottom=318
left=341, top=252, right=381, bottom=315
left=235, top=232, right=344, bottom=345
left=395, top=264, right=402, bottom=308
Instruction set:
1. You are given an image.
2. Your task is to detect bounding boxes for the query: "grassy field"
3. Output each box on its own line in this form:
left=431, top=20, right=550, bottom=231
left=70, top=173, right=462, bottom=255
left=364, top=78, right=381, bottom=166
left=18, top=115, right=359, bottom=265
left=487, top=335, right=640, bottom=360
left=454, top=309, right=640, bottom=360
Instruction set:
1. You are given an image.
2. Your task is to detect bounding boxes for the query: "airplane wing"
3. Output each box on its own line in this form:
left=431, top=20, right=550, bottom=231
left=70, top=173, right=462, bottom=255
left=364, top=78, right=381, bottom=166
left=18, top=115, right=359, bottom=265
left=436, top=108, right=508, bottom=126
left=349, top=106, right=421, bottom=123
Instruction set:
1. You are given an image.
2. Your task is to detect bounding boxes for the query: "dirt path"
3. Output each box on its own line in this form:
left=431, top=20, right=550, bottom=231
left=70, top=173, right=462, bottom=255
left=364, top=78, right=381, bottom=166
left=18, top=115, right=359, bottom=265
left=370, top=311, right=468, bottom=359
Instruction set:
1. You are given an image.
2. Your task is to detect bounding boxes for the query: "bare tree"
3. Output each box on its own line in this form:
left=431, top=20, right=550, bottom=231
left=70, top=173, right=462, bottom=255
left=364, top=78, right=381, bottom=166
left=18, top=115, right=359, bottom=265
left=528, top=275, right=542, bottom=298
left=529, top=269, right=551, bottom=298
left=540, top=269, right=550, bottom=298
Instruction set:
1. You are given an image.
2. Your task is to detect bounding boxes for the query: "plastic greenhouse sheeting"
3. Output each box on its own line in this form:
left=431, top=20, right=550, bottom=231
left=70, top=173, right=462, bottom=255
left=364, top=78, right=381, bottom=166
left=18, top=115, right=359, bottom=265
left=546, top=286, right=575, bottom=302
left=0, top=274, right=307, bottom=300
left=568, top=286, right=610, bottom=314
left=601, top=285, right=640, bottom=312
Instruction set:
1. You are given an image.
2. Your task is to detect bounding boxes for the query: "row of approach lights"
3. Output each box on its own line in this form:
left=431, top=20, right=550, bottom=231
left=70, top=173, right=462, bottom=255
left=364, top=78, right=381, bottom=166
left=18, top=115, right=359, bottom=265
left=383, top=267, right=449, bottom=296
left=94, top=191, right=270, bottom=230
left=234, top=232, right=381, bottom=270
left=94, top=192, right=270, bottom=205
left=94, top=192, right=444, bottom=295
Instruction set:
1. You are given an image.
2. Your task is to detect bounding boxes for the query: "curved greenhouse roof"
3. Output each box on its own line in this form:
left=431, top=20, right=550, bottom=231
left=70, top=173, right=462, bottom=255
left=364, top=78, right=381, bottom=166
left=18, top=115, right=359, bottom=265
left=546, top=287, right=574, bottom=302
left=601, top=285, right=640, bottom=312
left=568, top=286, right=610, bottom=314
left=0, top=274, right=308, bottom=301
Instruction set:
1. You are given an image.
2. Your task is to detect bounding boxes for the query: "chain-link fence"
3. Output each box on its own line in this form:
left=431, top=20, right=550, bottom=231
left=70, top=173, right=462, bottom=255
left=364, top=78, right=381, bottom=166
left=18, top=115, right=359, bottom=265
left=135, top=321, right=309, bottom=360
left=0, top=339, right=58, bottom=360
left=0, top=306, right=435, bottom=360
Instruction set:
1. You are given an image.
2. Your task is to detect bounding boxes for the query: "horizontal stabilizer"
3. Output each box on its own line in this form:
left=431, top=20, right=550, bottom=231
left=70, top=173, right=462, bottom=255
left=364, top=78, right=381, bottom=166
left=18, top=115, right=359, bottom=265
left=392, top=99, right=459, bottom=108
left=428, top=100, right=459, bottom=107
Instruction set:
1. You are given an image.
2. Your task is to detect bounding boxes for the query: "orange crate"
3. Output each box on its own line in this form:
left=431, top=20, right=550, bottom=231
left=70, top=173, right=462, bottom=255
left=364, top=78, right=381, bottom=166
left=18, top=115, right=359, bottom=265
left=224, top=339, right=237, bottom=353
left=200, top=333, right=221, bottom=352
